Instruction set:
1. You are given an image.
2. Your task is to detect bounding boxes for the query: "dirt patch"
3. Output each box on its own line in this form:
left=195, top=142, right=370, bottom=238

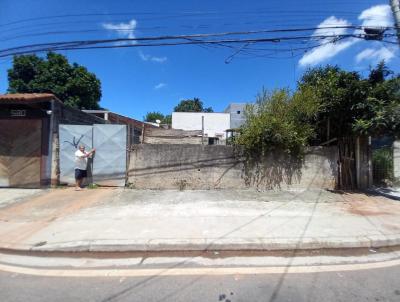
left=348, top=204, right=392, bottom=216
left=339, top=192, right=400, bottom=216
left=0, top=188, right=116, bottom=220
left=382, top=223, right=400, bottom=231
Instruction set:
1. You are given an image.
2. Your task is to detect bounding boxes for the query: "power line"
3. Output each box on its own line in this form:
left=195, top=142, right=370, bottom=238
left=2, top=8, right=392, bottom=47
left=1, top=26, right=395, bottom=54
left=0, top=24, right=396, bottom=60
left=0, top=9, right=362, bottom=29
left=0, top=10, right=368, bottom=45
left=0, top=15, right=371, bottom=43
left=0, top=34, right=373, bottom=58
left=0, top=25, right=347, bottom=43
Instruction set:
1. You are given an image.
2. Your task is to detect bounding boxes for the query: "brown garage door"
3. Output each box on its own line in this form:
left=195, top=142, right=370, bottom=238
left=0, top=119, right=42, bottom=188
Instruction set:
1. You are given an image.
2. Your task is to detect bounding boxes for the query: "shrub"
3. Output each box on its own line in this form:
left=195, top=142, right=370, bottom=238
left=235, top=88, right=318, bottom=158
left=372, top=147, right=394, bottom=185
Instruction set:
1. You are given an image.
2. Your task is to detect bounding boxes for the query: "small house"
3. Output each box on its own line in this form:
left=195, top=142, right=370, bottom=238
left=0, top=93, right=105, bottom=188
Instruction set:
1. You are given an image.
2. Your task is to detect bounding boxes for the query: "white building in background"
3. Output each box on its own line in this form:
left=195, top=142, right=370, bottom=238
left=224, top=103, right=248, bottom=129
left=172, top=112, right=230, bottom=144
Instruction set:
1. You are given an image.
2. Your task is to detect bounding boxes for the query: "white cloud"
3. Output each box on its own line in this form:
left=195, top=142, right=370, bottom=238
left=298, top=4, right=395, bottom=67
left=299, top=16, right=358, bottom=67
left=312, top=16, right=351, bottom=37
left=356, top=46, right=396, bottom=64
left=299, top=39, right=357, bottom=67
left=358, top=4, right=393, bottom=27
left=102, top=19, right=137, bottom=44
left=154, top=83, right=167, bottom=90
left=354, top=5, right=396, bottom=66
left=138, top=50, right=167, bottom=63
left=151, top=56, right=168, bottom=63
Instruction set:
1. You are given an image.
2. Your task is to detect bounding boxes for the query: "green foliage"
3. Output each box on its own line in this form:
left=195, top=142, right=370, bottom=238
left=368, top=61, right=393, bottom=85
left=87, top=183, right=99, bottom=189
left=299, top=65, right=369, bottom=141
left=174, top=97, right=213, bottom=112
left=236, top=88, right=318, bottom=157
left=145, top=98, right=211, bottom=124
left=372, top=147, right=394, bottom=185
left=298, top=62, right=400, bottom=141
left=144, top=111, right=165, bottom=123
left=352, top=62, right=400, bottom=136
left=163, top=114, right=172, bottom=125
left=8, top=52, right=102, bottom=110
left=144, top=111, right=172, bottom=125
left=233, top=61, right=399, bottom=187
left=126, top=182, right=136, bottom=189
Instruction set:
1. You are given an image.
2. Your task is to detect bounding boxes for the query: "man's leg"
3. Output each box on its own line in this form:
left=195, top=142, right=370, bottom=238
left=75, top=169, right=83, bottom=190
left=75, top=179, right=82, bottom=190
left=80, top=169, right=87, bottom=188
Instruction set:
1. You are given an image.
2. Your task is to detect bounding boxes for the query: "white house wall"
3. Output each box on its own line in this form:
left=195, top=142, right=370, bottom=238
left=172, top=112, right=230, bottom=138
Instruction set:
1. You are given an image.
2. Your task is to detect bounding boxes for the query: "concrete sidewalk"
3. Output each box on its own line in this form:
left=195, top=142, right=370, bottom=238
left=1, top=188, right=400, bottom=253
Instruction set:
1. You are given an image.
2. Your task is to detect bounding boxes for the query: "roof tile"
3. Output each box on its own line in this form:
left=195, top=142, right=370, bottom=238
left=0, top=93, right=58, bottom=102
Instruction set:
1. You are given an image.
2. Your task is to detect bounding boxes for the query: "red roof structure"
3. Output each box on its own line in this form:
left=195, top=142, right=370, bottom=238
left=0, top=93, right=61, bottom=103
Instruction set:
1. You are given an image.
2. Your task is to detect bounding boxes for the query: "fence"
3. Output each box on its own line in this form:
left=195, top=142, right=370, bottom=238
left=372, top=137, right=395, bottom=187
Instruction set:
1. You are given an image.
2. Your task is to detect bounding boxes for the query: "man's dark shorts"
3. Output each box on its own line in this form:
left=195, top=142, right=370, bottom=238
left=75, top=169, right=87, bottom=180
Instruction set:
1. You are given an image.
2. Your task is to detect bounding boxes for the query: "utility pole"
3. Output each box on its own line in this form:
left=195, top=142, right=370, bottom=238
left=391, top=0, right=400, bottom=45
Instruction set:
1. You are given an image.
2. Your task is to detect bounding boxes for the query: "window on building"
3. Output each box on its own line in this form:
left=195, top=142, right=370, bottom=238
left=208, top=137, right=219, bottom=145
left=132, top=128, right=142, bottom=144
left=237, top=110, right=241, bottom=114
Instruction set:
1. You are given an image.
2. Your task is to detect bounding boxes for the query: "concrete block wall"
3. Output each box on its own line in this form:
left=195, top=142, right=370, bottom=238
left=128, top=145, right=338, bottom=190
left=144, top=136, right=203, bottom=144
left=56, top=103, right=107, bottom=126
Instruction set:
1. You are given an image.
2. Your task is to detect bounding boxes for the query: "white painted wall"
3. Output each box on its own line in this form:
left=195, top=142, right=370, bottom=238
left=172, top=112, right=230, bottom=138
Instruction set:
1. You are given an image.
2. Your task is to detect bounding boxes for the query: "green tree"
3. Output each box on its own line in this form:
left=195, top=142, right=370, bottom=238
left=174, top=98, right=213, bottom=112
left=368, top=60, right=393, bottom=85
left=163, top=114, right=172, bottom=125
left=8, top=52, right=102, bottom=109
left=298, top=65, right=369, bottom=142
left=144, top=112, right=172, bottom=125
left=353, top=62, right=400, bottom=135
left=298, top=63, right=400, bottom=139
left=236, top=63, right=400, bottom=163
left=144, top=111, right=165, bottom=123
left=236, top=88, right=318, bottom=156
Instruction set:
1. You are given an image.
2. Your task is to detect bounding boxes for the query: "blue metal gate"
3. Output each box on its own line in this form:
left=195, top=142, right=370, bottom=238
left=93, top=124, right=127, bottom=186
left=59, top=125, right=93, bottom=185
left=59, top=124, right=127, bottom=186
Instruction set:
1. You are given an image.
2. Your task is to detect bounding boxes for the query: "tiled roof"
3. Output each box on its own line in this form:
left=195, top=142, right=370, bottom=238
left=0, top=93, right=59, bottom=102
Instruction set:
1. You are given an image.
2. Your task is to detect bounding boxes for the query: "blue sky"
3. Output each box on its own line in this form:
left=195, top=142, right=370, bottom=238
left=0, top=0, right=399, bottom=120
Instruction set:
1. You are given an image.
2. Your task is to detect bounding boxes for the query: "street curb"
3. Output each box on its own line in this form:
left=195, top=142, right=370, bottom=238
left=2, top=235, right=400, bottom=254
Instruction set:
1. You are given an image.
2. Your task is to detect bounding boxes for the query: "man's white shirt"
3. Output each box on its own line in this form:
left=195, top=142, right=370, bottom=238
left=75, top=149, right=88, bottom=170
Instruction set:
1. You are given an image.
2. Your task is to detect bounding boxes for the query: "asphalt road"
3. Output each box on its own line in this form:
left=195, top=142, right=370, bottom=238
left=1, top=263, right=400, bottom=302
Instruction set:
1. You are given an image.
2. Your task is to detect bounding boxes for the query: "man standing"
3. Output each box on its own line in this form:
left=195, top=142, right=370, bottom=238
left=74, top=145, right=95, bottom=190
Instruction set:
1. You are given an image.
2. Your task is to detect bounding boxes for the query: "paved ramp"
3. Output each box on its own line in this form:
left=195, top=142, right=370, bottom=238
left=0, top=188, right=117, bottom=249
